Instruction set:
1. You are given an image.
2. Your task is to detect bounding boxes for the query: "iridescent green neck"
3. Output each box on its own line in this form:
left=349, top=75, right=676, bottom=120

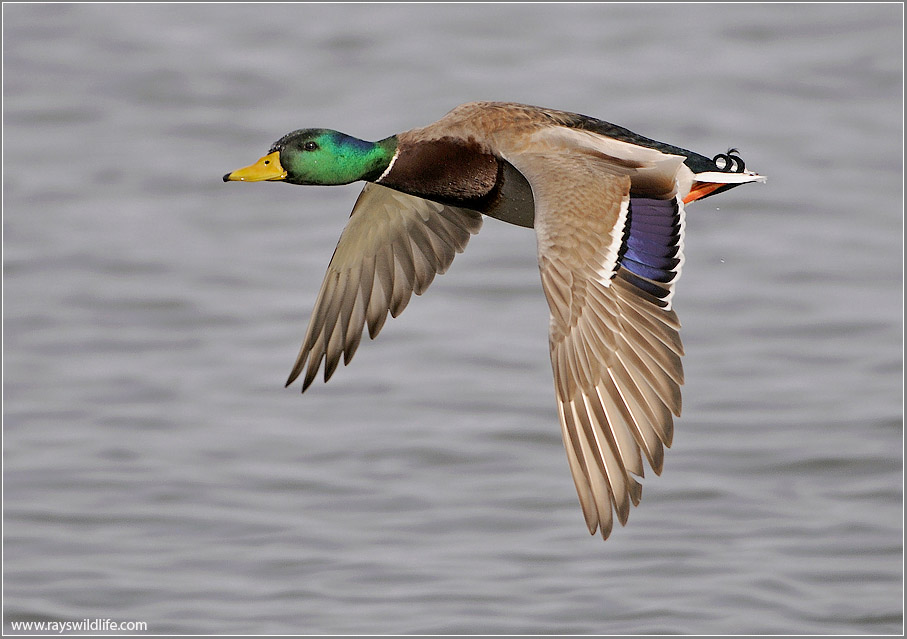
left=276, top=129, right=398, bottom=186
left=363, top=135, right=398, bottom=182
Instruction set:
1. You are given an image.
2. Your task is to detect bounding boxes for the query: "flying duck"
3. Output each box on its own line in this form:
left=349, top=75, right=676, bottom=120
left=224, top=101, right=765, bottom=539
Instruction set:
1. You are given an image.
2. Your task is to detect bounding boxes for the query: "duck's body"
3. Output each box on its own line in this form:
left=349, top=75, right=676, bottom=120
left=225, top=101, right=765, bottom=539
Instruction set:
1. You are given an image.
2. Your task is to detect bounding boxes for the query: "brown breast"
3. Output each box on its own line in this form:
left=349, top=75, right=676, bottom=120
left=377, top=136, right=500, bottom=206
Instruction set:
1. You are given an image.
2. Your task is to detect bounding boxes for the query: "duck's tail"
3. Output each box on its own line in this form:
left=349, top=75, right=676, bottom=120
left=682, top=149, right=766, bottom=203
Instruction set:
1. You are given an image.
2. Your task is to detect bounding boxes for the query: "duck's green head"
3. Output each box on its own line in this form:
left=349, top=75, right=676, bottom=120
left=224, top=129, right=397, bottom=186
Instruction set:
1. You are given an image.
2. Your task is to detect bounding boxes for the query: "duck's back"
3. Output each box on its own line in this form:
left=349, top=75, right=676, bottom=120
left=405, top=102, right=712, bottom=170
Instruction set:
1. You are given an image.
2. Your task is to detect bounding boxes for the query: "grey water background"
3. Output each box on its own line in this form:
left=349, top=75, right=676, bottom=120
left=3, top=3, right=902, bottom=635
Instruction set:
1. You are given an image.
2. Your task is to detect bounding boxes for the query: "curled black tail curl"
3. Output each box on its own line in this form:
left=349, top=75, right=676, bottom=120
left=713, top=148, right=746, bottom=173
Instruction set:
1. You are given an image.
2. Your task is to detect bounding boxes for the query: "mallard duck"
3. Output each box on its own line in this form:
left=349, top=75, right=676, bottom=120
left=224, top=101, right=765, bottom=539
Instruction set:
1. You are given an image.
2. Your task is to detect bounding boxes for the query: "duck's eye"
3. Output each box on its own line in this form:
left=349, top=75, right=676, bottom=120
left=303, top=141, right=318, bottom=151
left=263, top=159, right=270, bottom=165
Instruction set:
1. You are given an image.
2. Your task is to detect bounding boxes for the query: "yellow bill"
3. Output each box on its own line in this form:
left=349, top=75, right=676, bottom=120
left=223, top=151, right=287, bottom=182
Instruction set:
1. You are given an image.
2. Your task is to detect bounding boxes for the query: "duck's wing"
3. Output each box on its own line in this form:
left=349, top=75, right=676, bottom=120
left=504, top=145, right=685, bottom=539
left=286, top=183, right=483, bottom=391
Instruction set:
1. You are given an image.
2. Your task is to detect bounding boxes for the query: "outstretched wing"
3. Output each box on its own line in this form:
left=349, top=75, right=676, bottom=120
left=286, top=183, right=483, bottom=391
left=507, top=149, right=685, bottom=539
